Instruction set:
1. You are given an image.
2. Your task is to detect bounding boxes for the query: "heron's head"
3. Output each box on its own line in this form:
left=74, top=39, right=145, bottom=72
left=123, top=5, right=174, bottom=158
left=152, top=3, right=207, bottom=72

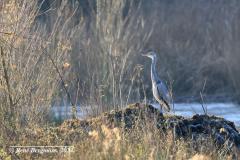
left=141, top=51, right=157, bottom=59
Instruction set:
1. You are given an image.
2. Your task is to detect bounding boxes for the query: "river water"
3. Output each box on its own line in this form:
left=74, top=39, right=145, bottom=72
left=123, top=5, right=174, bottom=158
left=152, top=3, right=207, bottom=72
left=52, top=103, right=240, bottom=127
left=153, top=103, right=240, bottom=127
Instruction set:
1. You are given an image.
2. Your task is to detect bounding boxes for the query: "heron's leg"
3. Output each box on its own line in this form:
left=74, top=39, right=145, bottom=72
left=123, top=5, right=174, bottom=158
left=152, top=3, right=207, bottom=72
left=159, top=103, right=163, bottom=117
left=159, top=103, right=163, bottom=113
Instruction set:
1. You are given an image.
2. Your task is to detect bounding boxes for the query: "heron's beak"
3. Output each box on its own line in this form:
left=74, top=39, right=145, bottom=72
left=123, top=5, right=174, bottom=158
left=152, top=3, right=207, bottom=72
left=141, top=53, right=147, bottom=57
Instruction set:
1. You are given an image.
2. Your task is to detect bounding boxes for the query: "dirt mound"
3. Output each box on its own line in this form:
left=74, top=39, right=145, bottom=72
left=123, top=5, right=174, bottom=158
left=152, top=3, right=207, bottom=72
left=61, top=103, right=240, bottom=151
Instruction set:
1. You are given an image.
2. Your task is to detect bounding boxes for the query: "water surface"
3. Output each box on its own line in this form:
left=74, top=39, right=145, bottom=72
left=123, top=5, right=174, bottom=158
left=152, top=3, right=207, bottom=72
left=52, top=103, right=240, bottom=127
left=152, top=103, right=240, bottom=127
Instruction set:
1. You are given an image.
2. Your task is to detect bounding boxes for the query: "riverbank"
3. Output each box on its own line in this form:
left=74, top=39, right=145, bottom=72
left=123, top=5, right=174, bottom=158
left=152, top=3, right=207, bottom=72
left=52, top=102, right=240, bottom=127
left=4, top=103, right=240, bottom=159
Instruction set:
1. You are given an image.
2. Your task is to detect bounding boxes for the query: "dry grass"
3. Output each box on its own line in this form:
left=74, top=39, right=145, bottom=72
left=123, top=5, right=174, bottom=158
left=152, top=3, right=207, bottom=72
left=0, top=1, right=81, bottom=158
left=1, top=104, right=237, bottom=160
left=74, top=0, right=155, bottom=109
left=0, top=0, right=152, bottom=159
left=1, top=0, right=240, bottom=160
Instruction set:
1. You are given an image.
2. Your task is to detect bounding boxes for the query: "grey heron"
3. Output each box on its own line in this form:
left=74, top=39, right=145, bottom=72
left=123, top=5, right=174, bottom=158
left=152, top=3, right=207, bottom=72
left=142, top=51, right=171, bottom=113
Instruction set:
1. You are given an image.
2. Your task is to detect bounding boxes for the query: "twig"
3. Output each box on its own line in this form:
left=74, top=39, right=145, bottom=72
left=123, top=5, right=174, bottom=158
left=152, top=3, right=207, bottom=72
left=42, top=48, right=77, bottom=119
left=200, top=78, right=207, bottom=115
left=0, top=47, right=14, bottom=116
left=167, top=72, right=175, bottom=113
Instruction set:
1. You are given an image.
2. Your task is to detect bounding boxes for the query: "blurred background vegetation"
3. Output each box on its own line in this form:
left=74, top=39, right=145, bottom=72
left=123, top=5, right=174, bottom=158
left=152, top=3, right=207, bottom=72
left=38, top=0, right=240, bottom=105
left=1, top=0, right=240, bottom=126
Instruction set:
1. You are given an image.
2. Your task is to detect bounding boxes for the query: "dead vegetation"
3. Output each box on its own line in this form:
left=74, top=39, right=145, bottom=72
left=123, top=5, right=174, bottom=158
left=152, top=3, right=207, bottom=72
left=1, top=0, right=240, bottom=159
left=2, top=103, right=239, bottom=159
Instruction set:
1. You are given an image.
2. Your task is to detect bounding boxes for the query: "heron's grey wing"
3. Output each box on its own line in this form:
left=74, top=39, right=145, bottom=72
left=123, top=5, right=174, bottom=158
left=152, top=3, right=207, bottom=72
left=156, top=81, right=171, bottom=111
left=156, top=81, right=171, bottom=102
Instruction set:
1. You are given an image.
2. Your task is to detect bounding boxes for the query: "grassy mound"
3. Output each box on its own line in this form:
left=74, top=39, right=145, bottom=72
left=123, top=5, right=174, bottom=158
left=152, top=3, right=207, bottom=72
left=5, top=103, right=240, bottom=160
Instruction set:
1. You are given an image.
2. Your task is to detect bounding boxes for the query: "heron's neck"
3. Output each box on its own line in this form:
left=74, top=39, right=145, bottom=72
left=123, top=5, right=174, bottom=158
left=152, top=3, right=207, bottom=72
left=151, top=57, right=158, bottom=83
